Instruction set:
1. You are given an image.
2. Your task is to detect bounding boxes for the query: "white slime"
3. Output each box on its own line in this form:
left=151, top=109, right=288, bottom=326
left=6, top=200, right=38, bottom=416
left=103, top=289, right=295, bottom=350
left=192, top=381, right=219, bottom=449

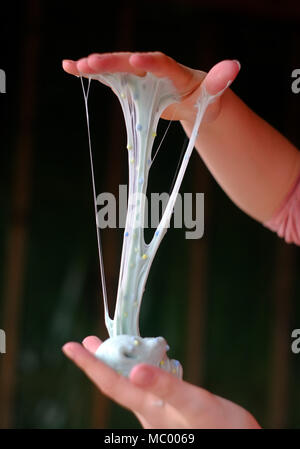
left=79, top=71, right=230, bottom=378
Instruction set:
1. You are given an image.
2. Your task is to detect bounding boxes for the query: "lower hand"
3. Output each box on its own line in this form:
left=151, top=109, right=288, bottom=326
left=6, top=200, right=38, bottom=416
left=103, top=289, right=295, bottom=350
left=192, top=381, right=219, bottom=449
left=62, top=336, right=260, bottom=429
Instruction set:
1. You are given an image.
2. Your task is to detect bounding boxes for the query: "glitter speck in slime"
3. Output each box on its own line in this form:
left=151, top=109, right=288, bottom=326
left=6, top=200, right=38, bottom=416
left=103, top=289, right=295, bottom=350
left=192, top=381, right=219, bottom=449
left=79, top=69, right=226, bottom=378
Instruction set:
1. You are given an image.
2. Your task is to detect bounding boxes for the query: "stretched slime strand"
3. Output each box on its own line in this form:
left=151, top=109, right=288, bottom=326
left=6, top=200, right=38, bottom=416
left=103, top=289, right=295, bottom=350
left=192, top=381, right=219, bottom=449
left=80, top=71, right=229, bottom=378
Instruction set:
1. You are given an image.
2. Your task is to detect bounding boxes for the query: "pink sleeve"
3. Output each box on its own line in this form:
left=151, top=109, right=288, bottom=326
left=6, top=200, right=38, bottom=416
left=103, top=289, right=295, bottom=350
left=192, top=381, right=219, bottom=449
left=263, top=172, right=300, bottom=245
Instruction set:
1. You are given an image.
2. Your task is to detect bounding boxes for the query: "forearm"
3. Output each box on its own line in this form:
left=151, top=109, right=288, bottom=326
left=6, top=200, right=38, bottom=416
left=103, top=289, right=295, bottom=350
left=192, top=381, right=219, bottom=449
left=181, top=88, right=300, bottom=222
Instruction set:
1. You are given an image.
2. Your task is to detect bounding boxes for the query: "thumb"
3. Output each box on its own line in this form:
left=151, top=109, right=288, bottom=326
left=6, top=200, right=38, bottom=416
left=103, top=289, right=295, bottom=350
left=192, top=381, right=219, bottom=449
left=203, top=59, right=241, bottom=96
left=129, top=363, right=213, bottom=414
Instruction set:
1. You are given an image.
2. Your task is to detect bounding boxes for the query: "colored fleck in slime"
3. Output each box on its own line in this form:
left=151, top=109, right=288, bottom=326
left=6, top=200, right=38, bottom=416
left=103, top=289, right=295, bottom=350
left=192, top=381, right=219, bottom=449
left=79, top=70, right=230, bottom=378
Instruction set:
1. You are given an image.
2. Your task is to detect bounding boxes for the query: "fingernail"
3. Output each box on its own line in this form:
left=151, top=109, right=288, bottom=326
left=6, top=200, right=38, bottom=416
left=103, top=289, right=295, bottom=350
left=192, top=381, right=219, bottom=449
left=62, top=343, right=73, bottom=357
left=132, top=366, right=155, bottom=386
left=232, top=59, right=241, bottom=71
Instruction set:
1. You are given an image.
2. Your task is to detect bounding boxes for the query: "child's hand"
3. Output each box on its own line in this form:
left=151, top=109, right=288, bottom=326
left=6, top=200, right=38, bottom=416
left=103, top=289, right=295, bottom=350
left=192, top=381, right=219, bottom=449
left=62, top=336, right=260, bottom=429
left=62, top=52, right=240, bottom=124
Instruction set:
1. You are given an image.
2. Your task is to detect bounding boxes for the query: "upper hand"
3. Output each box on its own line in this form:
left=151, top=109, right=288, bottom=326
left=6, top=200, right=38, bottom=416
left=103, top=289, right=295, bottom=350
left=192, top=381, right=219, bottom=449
left=62, top=51, right=240, bottom=123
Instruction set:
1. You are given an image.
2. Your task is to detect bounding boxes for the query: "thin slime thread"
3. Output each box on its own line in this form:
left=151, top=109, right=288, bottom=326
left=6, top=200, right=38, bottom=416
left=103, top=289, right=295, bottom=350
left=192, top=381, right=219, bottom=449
left=80, top=76, right=110, bottom=320
left=150, top=104, right=179, bottom=167
left=168, top=135, right=189, bottom=196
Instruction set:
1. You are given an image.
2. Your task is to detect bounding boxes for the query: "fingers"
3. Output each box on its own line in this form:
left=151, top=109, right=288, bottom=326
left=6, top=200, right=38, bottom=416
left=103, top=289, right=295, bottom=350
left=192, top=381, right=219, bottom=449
left=62, top=59, right=80, bottom=76
left=62, top=342, right=180, bottom=427
left=129, top=51, right=203, bottom=95
left=203, top=60, right=241, bottom=96
left=82, top=335, right=102, bottom=353
left=62, top=342, right=154, bottom=414
left=87, top=53, right=146, bottom=76
left=62, top=52, right=146, bottom=78
left=130, top=364, right=216, bottom=417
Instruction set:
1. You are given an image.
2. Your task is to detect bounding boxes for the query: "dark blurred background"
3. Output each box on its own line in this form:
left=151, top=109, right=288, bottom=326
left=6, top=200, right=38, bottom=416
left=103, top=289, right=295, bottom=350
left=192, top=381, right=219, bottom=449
left=0, top=0, right=300, bottom=429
